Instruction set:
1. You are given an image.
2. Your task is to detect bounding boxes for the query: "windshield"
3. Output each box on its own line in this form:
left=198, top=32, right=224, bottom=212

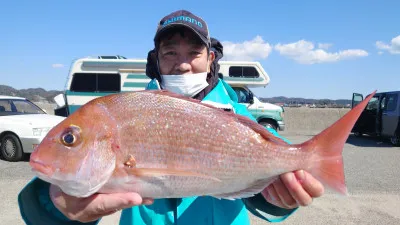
left=253, top=92, right=262, bottom=101
left=0, top=99, right=46, bottom=116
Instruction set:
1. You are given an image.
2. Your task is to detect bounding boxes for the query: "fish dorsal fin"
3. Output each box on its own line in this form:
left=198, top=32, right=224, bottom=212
left=137, top=90, right=289, bottom=145
left=137, top=90, right=223, bottom=110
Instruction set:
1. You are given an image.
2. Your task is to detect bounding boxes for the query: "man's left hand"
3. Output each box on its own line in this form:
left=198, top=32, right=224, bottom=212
left=261, top=170, right=324, bottom=209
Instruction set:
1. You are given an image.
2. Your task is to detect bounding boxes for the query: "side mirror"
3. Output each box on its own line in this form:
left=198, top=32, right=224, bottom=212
left=248, top=92, right=254, bottom=104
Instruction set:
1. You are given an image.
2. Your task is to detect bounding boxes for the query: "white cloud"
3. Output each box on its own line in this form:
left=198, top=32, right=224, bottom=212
left=375, top=35, right=400, bottom=54
left=221, top=36, right=272, bottom=61
left=274, top=40, right=368, bottom=64
left=318, top=43, right=332, bottom=50
left=52, top=64, right=64, bottom=68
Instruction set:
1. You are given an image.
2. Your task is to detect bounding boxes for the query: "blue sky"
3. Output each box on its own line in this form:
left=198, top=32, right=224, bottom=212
left=1, top=0, right=399, bottom=99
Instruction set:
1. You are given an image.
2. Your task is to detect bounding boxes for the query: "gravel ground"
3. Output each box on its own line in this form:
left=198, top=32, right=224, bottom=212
left=1, top=133, right=399, bottom=225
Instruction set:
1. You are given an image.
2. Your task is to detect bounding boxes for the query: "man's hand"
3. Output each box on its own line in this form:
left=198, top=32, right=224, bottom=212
left=49, top=184, right=154, bottom=223
left=262, top=170, right=324, bottom=209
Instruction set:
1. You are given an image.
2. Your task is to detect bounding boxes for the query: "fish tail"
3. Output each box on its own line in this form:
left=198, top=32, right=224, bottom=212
left=296, top=90, right=376, bottom=195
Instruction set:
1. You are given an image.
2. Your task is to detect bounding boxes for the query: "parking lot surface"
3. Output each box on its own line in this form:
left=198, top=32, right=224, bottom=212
left=1, top=134, right=399, bottom=225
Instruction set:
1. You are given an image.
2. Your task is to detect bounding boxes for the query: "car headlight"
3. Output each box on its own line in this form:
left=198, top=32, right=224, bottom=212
left=32, top=127, right=51, bottom=136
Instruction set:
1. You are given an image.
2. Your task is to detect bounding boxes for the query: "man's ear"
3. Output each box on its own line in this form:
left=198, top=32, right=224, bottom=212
left=207, top=51, right=215, bottom=73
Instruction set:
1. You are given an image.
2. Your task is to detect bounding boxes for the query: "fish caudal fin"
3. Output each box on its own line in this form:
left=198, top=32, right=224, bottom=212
left=296, top=90, right=376, bottom=195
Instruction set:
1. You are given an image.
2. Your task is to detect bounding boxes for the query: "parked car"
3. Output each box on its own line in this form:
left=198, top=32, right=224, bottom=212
left=0, top=95, right=65, bottom=161
left=351, top=91, right=400, bottom=146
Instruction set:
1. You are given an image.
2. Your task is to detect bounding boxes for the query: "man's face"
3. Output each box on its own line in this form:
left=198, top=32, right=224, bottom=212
left=157, top=29, right=215, bottom=75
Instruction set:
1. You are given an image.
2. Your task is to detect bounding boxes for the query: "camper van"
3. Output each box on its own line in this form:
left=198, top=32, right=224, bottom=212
left=351, top=91, right=400, bottom=146
left=54, top=56, right=285, bottom=131
left=218, top=61, right=285, bottom=131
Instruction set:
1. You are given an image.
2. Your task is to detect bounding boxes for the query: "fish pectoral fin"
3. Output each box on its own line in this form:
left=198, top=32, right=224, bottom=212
left=128, top=168, right=221, bottom=182
left=212, top=177, right=277, bottom=200
left=124, top=155, right=136, bottom=168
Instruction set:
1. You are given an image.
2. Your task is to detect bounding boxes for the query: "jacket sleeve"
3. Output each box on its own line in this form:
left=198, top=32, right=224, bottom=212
left=242, top=193, right=297, bottom=223
left=18, top=177, right=100, bottom=225
left=232, top=103, right=298, bottom=222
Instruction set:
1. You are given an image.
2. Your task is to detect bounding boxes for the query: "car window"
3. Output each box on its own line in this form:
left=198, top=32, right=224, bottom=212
left=229, top=66, right=260, bottom=78
left=0, top=100, right=12, bottom=112
left=385, top=94, right=398, bottom=111
left=366, top=96, right=379, bottom=111
left=380, top=96, right=387, bottom=109
left=233, top=88, right=250, bottom=103
left=70, top=73, right=121, bottom=92
left=11, top=99, right=45, bottom=114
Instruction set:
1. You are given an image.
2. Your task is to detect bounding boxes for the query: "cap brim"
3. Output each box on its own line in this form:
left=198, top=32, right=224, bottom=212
left=154, top=23, right=210, bottom=48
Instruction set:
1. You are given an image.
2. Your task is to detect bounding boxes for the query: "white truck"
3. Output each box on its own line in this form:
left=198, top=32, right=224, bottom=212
left=54, top=56, right=285, bottom=131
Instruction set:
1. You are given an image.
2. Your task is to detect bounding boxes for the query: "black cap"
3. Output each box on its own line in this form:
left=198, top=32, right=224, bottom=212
left=154, top=10, right=211, bottom=49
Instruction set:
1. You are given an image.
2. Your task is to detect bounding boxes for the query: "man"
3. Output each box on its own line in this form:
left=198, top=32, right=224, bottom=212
left=18, top=9, right=324, bottom=225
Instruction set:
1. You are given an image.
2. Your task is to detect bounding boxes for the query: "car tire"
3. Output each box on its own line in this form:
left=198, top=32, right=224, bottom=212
left=1, top=134, right=23, bottom=162
left=259, top=120, right=277, bottom=131
left=390, top=135, right=400, bottom=147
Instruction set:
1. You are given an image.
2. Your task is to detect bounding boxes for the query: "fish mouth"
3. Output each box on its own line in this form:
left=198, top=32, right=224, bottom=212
left=30, top=160, right=53, bottom=176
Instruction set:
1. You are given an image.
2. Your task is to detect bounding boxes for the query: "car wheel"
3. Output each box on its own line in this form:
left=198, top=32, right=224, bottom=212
left=260, top=121, right=277, bottom=131
left=1, top=134, right=23, bottom=162
left=390, top=135, right=400, bottom=147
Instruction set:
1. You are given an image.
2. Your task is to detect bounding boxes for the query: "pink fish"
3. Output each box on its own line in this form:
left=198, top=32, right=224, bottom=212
left=30, top=90, right=376, bottom=199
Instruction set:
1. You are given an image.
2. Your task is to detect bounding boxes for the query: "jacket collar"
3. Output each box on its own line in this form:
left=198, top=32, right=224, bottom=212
left=201, top=79, right=237, bottom=112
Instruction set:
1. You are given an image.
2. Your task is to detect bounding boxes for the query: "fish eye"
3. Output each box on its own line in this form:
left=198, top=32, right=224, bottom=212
left=60, top=125, right=81, bottom=147
left=62, top=132, right=75, bottom=146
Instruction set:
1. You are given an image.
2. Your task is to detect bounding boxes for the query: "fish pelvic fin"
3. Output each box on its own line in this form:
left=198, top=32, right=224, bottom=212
left=296, top=90, right=377, bottom=195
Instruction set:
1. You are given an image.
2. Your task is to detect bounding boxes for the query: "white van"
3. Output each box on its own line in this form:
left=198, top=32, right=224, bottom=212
left=54, top=56, right=285, bottom=131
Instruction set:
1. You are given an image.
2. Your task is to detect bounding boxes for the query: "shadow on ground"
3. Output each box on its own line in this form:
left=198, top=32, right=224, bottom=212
left=346, top=134, right=395, bottom=148
left=23, top=153, right=31, bottom=162
left=285, top=132, right=396, bottom=148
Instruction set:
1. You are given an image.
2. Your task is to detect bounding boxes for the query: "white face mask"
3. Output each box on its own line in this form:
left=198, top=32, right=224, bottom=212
left=160, top=72, right=209, bottom=97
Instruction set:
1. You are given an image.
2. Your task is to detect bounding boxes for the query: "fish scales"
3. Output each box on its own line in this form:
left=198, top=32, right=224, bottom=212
left=93, top=92, right=311, bottom=197
left=110, top=93, right=278, bottom=172
left=29, top=90, right=376, bottom=199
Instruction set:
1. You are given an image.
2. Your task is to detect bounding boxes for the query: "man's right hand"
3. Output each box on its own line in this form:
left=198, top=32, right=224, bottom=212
left=49, top=184, right=154, bottom=223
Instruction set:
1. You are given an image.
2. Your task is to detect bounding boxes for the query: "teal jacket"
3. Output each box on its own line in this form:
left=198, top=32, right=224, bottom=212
left=18, top=79, right=296, bottom=225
